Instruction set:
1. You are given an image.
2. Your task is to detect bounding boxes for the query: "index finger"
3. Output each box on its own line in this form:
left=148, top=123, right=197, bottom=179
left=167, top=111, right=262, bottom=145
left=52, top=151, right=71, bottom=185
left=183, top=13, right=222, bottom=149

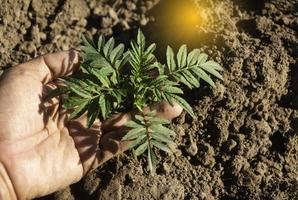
left=10, top=50, right=80, bottom=84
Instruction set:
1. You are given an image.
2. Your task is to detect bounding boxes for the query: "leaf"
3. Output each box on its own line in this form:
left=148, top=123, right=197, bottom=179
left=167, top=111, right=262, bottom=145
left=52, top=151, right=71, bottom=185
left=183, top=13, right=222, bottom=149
left=135, top=115, right=144, bottom=122
left=89, top=56, right=111, bottom=69
left=69, top=100, right=89, bottom=120
left=187, top=49, right=200, bottom=66
left=129, top=135, right=146, bottom=148
left=82, top=35, right=98, bottom=54
left=150, top=124, right=176, bottom=138
left=165, top=86, right=184, bottom=94
left=166, top=46, right=176, bottom=72
left=126, top=120, right=143, bottom=128
left=151, top=131, right=173, bottom=144
left=67, top=82, right=92, bottom=99
left=192, top=67, right=215, bottom=87
left=110, top=44, right=125, bottom=64
left=171, top=95, right=195, bottom=118
left=177, top=45, right=187, bottom=68
left=199, top=65, right=223, bottom=80
left=200, top=60, right=224, bottom=71
left=122, top=127, right=146, bottom=140
left=137, top=29, right=146, bottom=46
left=134, top=141, right=148, bottom=156
left=63, top=96, right=84, bottom=109
left=144, top=43, right=156, bottom=56
left=150, top=124, right=175, bottom=136
left=182, top=70, right=200, bottom=87
left=87, top=100, right=99, bottom=128
left=197, top=53, right=208, bottom=65
left=151, top=140, right=171, bottom=153
left=103, top=38, right=115, bottom=57
left=97, top=35, right=105, bottom=51
left=176, top=74, right=193, bottom=89
left=149, top=117, right=170, bottom=125
left=99, top=95, right=107, bottom=119
left=147, top=148, right=157, bottom=174
left=86, top=67, right=111, bottom=87
left=116, top=51, right=130, bottom=70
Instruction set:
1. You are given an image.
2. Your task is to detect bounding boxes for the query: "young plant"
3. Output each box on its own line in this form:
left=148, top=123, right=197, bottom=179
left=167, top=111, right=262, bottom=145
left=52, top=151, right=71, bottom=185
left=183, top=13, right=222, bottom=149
left=51, top=30, right=223, bottom=173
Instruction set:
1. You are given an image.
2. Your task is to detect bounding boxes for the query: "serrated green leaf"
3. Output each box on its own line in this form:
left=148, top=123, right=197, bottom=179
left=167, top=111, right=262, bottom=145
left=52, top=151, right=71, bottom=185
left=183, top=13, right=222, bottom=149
left=130, top=41, right=140, bottom=57
left=183, top=70, right=200, bottom=87
left=197, top=53, right=208, bottom=65
left=129, top=135, right=146, bottom=149
left=143, top=54, right=155, bottom=67
left=69, top=100, right=89, bottom=120
left=103, top=38, right=115, bottom=57
left=85, top=67, right=111, bottom=87
left=82, top=35, right=98, bottom=54
left=192, top=67, right=215, bottom=87
left=67, top=83, right=92, bottom=99
left=97, top=35, right=105, bottom=51
left=90, top=56, right=111, bottom=69
left=122, top=127, right=146, bottom=140
left=147, top=148, right=157, bottom=174
left=165, top=86, right=184, bottom=94
left=134, top=141, right=148, bottom=156
left=151, top=131, right=173, bottom=144
left=110, top=44, right=124, bottom=64
left=166, top=46, right=176, bottom=72
left=187, top=49, right=200, bottom=66
left=176, top=74, right=193, bottom=89
left=137, top=29, right=146, bottom=46
left=149, top=117, right=170, bottom=125
left=177, top=45, right=187, bottom=68
left=151, top=140, right=172, bottom=153
left=160, top=92, right=174, bottom=106
left=199, top=65, right=223, bottom=80
left=98, top=95, right=107, bottom=119
left=135, top=115, right=144, bottom=122
left=63, top=96, right=84, bottom=109
left=116, top=51, right=130, bottom=70
left=126, top=120, right=143, bottom=128
left=87, top=100, right=99, bottom=128
left=171, top=95, right=195, bottom=118
left=145, top=111, right=157, bottom=117
left=150, top=124, right=175, bottom=136
left=200, top=60, right=224, bottom=71
left=144, top=43, right=156, bottom=56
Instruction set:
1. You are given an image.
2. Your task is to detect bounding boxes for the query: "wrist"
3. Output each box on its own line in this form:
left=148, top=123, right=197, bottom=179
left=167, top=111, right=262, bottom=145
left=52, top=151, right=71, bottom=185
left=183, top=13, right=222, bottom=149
left=0, top=162, right=17, bottom=200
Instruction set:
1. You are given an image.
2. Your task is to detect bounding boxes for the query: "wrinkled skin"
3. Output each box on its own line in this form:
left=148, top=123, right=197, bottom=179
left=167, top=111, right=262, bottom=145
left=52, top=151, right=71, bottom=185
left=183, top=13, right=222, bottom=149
left=0, top=50, right=182, bottom=200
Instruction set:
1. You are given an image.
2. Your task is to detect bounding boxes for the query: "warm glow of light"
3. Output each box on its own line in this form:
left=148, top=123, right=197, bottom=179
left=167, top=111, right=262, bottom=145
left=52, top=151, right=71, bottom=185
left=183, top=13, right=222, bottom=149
left=171, top=3, right=204, bottom=30
left=146, top=0, right=220, bottom=55
left=150, top=0, right=207, bottom=45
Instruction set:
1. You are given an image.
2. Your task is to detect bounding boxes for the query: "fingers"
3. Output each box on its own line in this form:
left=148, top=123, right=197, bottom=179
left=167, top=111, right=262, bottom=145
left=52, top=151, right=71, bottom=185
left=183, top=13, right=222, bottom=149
left=102, top=101, right=183, bottom=132
left=87, top=130, right=132, bottom=174
left=10, top=50, right=80, bottom=84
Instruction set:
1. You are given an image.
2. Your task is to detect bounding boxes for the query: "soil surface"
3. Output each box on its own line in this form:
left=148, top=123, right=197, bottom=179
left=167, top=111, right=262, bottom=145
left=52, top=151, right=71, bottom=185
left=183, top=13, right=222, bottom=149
left=1, top=0, right=298, bottom=199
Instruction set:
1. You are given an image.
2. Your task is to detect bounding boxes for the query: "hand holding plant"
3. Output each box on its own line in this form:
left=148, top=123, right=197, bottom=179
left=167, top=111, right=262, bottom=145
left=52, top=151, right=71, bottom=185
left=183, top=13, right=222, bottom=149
left=52, top=29, right=223, bottom=173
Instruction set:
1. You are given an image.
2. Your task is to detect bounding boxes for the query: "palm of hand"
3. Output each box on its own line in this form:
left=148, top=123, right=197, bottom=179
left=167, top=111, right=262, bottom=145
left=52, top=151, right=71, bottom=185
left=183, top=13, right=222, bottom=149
left=0, top=50, right=182, bottom=199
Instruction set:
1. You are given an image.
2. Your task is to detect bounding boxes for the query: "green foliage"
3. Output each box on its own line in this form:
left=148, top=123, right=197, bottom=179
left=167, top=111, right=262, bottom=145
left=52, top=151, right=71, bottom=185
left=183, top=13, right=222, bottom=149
left=51, top=29, right=223, bottom=173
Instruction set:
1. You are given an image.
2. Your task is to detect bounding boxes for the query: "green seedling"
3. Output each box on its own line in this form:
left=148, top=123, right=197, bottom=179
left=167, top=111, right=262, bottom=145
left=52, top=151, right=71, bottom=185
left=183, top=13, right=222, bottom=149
left=50, top=29, right=223, bottom=173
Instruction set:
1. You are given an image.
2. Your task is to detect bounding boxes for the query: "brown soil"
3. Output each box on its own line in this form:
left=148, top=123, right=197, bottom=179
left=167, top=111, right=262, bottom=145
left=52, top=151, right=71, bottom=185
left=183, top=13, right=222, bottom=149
left=1, top=0, right=298, bottom=199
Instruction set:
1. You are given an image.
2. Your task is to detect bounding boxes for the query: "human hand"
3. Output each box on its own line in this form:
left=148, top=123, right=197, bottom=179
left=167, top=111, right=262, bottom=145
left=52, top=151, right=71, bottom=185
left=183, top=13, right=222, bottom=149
left=0, top=50, right=182, bottom=200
